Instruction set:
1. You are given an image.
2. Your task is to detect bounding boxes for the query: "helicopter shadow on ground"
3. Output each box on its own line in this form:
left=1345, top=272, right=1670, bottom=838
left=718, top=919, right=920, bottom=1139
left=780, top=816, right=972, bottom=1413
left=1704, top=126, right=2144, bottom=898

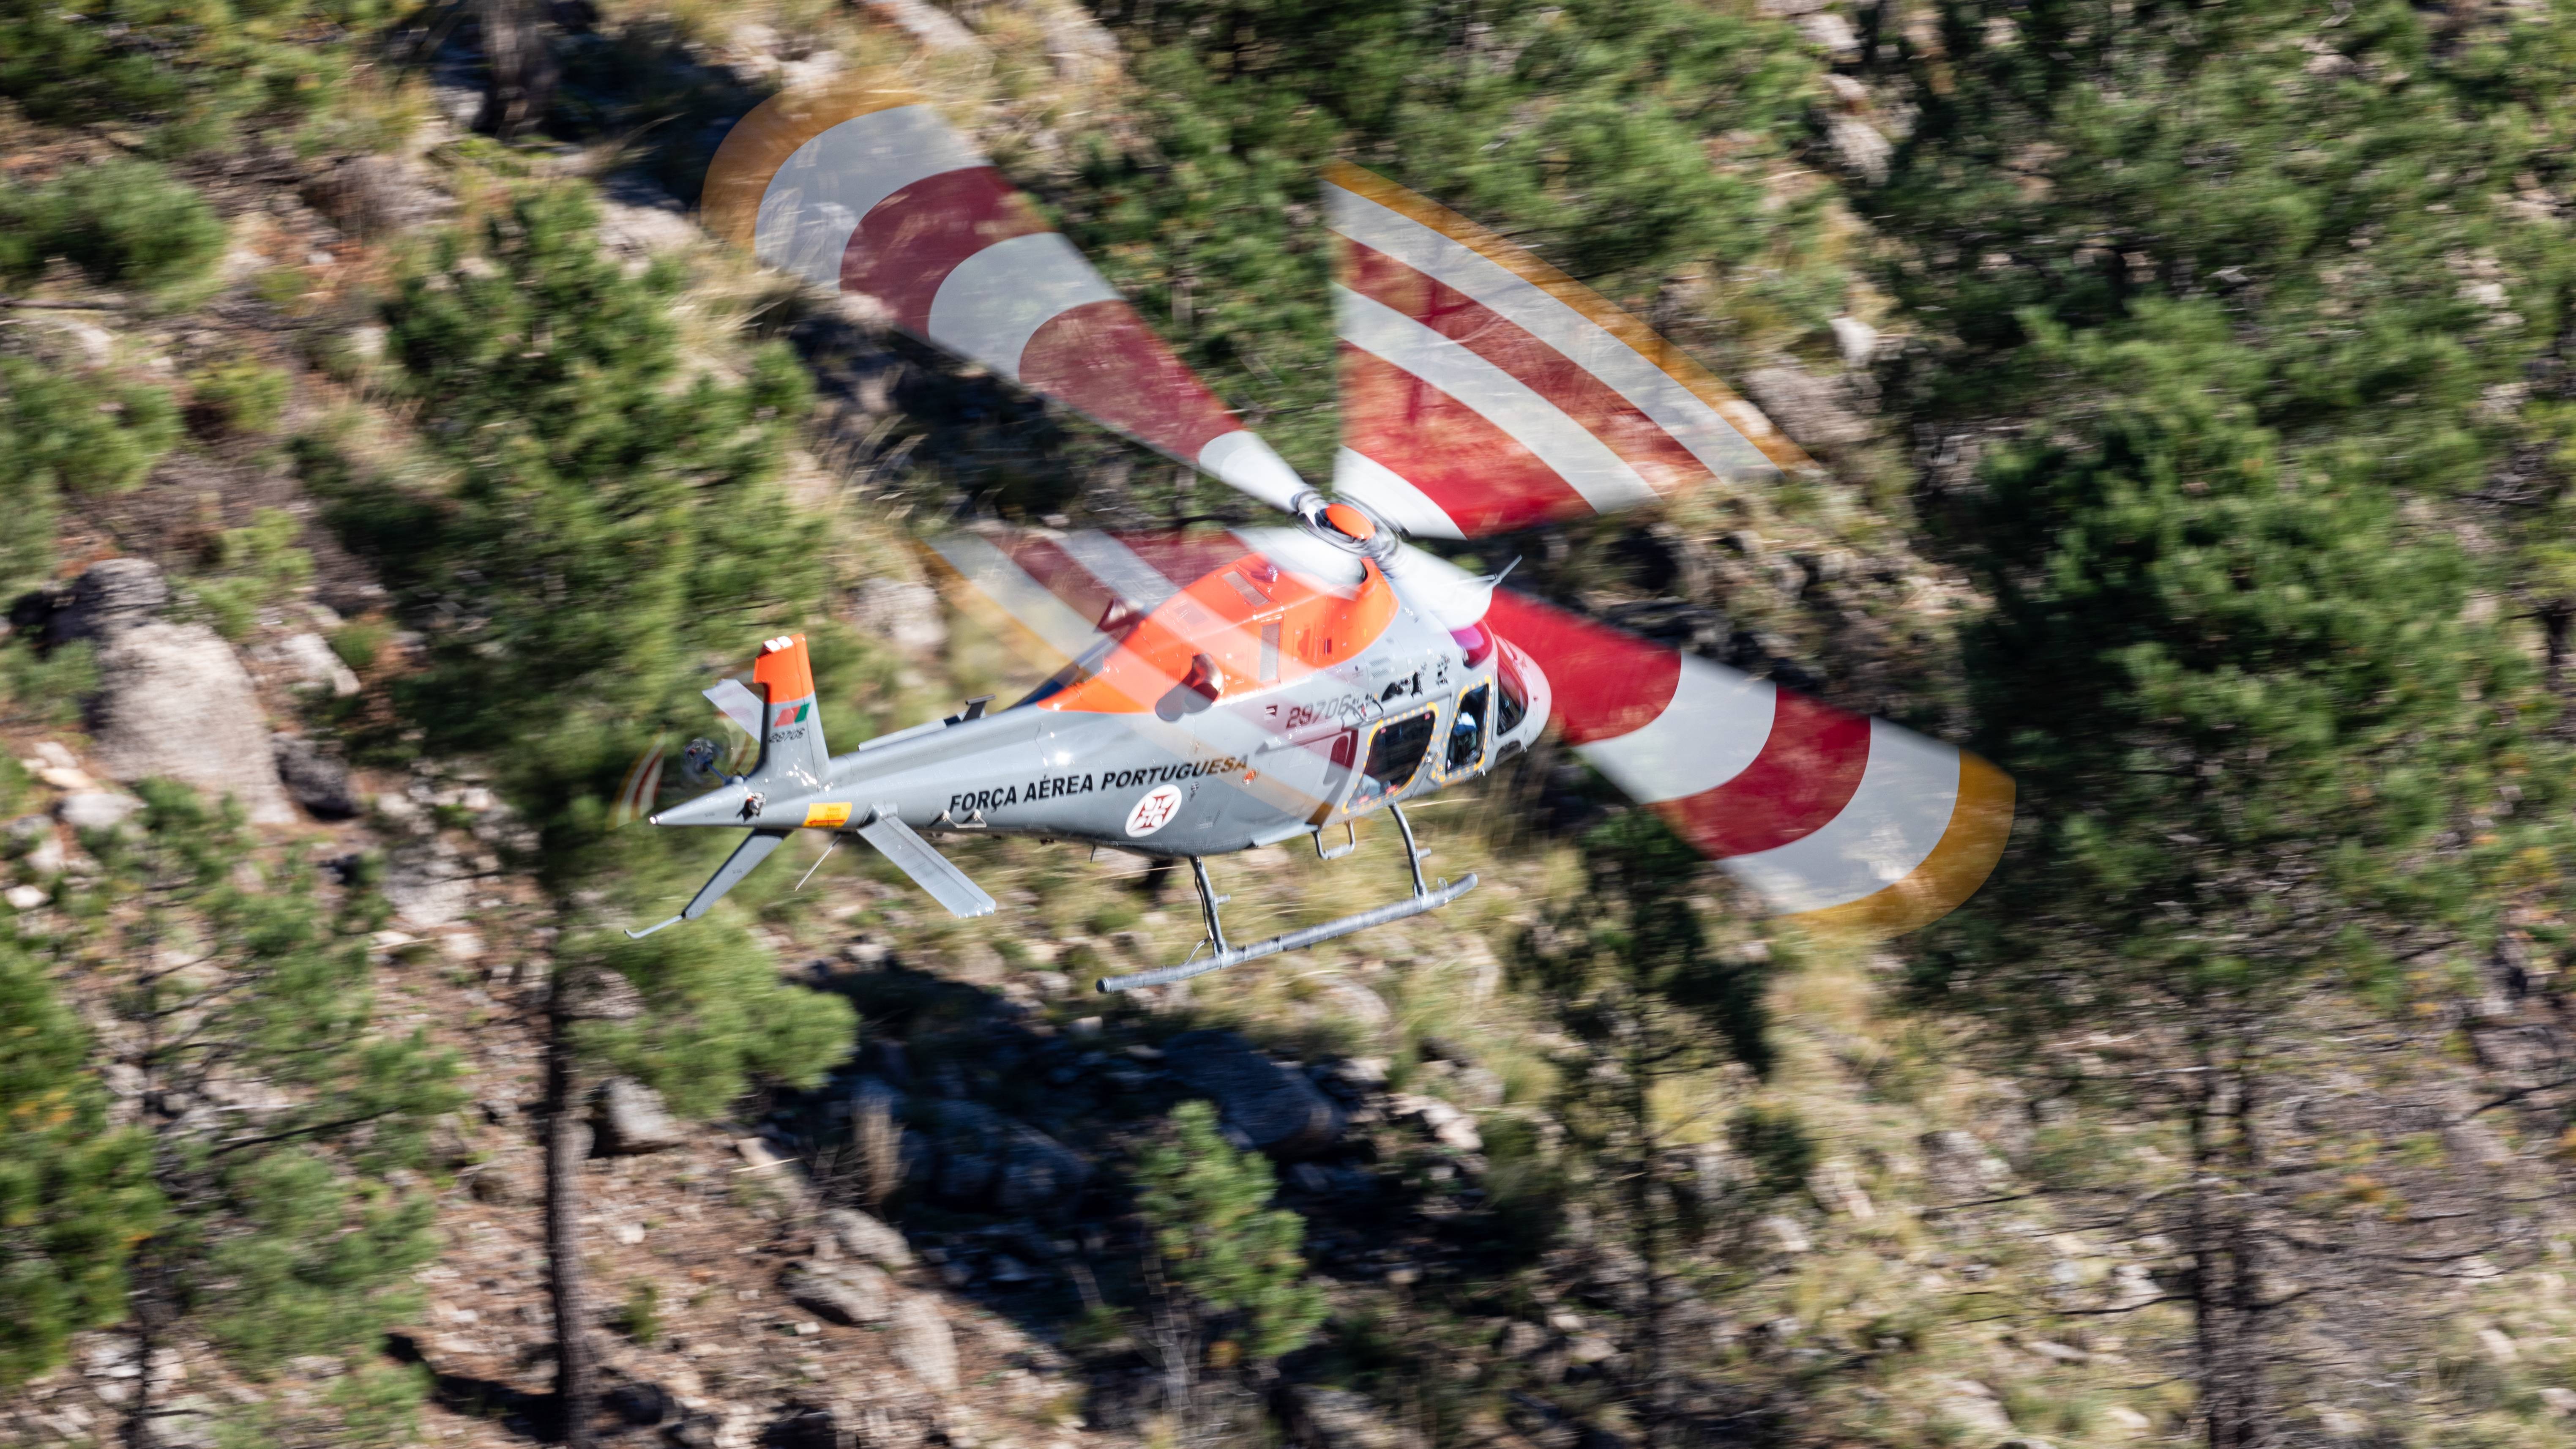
left=770, top=886, right=1573, bottom=1439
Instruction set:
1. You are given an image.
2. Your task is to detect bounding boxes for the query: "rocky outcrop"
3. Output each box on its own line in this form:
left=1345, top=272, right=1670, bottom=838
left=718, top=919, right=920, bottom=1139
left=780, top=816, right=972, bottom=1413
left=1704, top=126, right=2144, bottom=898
left=273, top=735, right=360, bottom=820
left=383, top=836, right=473, bottom=927
left=1742, top=366, right=1871, bottom=452
left=891, top=1296, right=957, bottom=1393
left=1285, top=1386, right=1427, bottom=1449
left=782, top=1260, right=892, bottom=1326
left=591, top=1077, right=687, bottom=1155
left=818, top=1207, right=914, bottom=1269
left=30, top=560, right=297, bottom=825
left=46, top=558, right=171, bottom=647
left=859, top=0, right=981, bottom=52
left=1388, top=1093, right=1483, bottom=1153
left=850, top=578, right=946, bottom=658
left=1164, top=1030, right=1345, bottom=1158
left=301, top=153, right=451, bottom=238
left=90, top=620, right=295, bottom=824
left=268, top=633, right=361, bottom=696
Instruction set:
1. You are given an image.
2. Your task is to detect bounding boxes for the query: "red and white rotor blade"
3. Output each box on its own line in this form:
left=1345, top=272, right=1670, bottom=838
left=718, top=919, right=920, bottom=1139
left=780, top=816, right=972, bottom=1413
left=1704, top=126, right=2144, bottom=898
left=1393, top=547, right=2011, bottom=936
left=702, top=77, right=1305, bottom=512
left=1325, top=163, right=1810, bottom=539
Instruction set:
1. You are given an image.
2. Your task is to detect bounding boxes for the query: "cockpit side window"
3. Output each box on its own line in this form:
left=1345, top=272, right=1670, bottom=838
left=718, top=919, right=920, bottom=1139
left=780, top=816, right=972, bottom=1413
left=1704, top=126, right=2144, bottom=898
left=1496, top=652, right=1529, bottom=735
left=1447, top=685, right=1489, bottom=773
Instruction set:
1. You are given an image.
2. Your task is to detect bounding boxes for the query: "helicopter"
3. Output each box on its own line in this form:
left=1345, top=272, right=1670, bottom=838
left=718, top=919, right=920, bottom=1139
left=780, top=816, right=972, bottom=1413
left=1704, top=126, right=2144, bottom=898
left=620, top=74, right=2015, bottom=991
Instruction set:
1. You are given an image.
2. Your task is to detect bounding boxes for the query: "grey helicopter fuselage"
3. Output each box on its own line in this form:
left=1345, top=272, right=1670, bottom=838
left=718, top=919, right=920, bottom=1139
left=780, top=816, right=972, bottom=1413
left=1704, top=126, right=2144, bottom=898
left=650, top=531, right=1551, bottom=859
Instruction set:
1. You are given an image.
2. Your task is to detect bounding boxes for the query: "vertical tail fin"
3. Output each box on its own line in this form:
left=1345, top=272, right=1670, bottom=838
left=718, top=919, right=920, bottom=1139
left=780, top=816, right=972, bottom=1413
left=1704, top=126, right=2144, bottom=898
left=751, top=634, right=830, bottom=791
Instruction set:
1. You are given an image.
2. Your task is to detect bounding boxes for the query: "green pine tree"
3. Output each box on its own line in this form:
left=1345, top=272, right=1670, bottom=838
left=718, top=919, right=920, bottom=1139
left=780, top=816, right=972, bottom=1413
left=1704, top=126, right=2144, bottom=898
left=62, top=782, right=462, bottom=1446
left=1135, top=1099, right=1326, bottom=1371
left=0, top=948, right=164, bottom=1389
left=1870, top=5, right=2576, bottom=1436
left=1912, top=301, right=2561, bottom=1441
left=1514, top=809, right=1777, bottom=1414
left=350, top=184, right=823, bottom=752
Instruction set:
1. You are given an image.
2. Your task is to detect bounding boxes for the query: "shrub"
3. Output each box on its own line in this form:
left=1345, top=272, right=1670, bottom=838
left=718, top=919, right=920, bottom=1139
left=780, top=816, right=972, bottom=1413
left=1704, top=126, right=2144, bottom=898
left=0, top=640, right=97, bottom=729
left=1727, top=1104, right=1815, bottom=1200
left=0, top=161, right=226, bottom=297
left=329, top=617, right=392, bottom=673
left=612, top=1281, right=661, bottom=1343
left=0, top=0, right=388, bottom=148
left=188, top=507, right=314, bottom=640
left=188, top=356, right=291, bottom=437
left=0, top=355, right=180, bottom=591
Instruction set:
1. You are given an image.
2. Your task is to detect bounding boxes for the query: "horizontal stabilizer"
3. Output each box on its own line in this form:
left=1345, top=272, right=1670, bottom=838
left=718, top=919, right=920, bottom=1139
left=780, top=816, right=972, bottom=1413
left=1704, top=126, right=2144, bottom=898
left=705, top=678, right=763, bottom=736
left=857, top=812, right=997, bottom=919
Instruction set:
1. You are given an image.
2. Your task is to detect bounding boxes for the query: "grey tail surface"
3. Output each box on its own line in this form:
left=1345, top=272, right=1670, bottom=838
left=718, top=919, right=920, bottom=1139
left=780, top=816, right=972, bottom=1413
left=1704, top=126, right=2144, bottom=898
left=626, top=828, right=792, bottom=938
left=856, top=812, right=997, bottom=919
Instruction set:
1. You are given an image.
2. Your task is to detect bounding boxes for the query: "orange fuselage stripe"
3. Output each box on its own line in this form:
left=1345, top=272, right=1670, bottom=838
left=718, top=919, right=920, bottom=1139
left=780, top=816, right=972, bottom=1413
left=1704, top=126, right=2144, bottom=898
left=1040, top=555, right=1399, bottom=714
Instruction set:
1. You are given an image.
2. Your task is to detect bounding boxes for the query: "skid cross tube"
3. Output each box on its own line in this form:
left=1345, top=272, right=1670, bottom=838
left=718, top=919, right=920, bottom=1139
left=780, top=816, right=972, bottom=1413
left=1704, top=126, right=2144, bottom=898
left=1098, top=803, right=1476, bottom=992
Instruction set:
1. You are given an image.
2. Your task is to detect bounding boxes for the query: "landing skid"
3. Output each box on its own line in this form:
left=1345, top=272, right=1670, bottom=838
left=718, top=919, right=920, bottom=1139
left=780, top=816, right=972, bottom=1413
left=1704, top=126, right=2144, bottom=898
left=1096, top=803, right=1476, bottom=992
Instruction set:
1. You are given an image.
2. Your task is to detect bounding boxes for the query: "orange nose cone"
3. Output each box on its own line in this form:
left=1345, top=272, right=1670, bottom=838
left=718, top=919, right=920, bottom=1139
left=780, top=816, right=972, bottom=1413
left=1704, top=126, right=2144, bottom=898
left=1323, top=503, right=1378, bottom=541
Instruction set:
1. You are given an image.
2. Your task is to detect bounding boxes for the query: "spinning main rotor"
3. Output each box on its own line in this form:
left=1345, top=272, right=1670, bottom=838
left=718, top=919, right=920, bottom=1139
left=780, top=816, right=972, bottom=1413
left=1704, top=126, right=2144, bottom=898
left=617, top=72, right=2012, bottom=950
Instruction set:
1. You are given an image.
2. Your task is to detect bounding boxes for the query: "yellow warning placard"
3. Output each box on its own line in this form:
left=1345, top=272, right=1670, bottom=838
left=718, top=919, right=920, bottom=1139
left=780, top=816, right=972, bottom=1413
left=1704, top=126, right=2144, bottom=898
left=802, top=802, right=853, bottom=828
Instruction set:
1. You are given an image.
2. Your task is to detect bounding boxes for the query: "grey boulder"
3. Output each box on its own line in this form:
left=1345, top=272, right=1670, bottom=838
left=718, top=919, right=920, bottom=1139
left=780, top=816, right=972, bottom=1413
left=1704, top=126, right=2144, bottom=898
left=48, top=558, right=171, bottom=646
left=90, top=621, right=295, bottom=824
left=273, top=735, right=361, bottom=820
left=57, top=792, right=142, bottom=833
left=891, top=1296, right=958, bottom=1393
left=1741, top=366, right=1870, bottom=453
left=781, top=1259, right=891, bottom=1326
left=1285, top=1386, right=1427, bottom=1449
left=818, top=1207, right=913, bottom=1269
left=591, top=1077, right=687, bottom=1156
left=915, top=1100, right=1089, bottom=1211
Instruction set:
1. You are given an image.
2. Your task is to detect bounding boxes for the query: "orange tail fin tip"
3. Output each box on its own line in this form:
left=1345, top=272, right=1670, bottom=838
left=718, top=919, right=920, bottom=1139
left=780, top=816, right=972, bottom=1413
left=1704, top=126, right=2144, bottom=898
left=753, top=633, right=815, bottom=703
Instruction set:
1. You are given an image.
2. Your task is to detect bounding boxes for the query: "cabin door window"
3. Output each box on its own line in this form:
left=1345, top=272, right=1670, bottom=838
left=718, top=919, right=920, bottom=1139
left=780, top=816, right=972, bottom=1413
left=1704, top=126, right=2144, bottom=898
left=1446, top=685, right=1490, bottom=774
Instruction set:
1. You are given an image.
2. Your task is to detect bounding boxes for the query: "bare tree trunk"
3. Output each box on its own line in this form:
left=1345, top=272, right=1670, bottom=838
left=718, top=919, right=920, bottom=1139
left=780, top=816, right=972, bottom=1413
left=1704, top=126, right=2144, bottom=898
left=1141, top=1254, right=1199, bottom=1447
left=475, top=0, right=557, bottom=138
left=2542, top=602, right=2575, bottom=733
left=544, top=986, right=597, bottom=1449
left=2186, top=1028, right=2228, bottom=1449
left=122, top=958, right=172, bottom=1449
left=119, top=1249, right=164, bottom=1449
left=2185, top=1031, right=2274, bottom=1449
left=1625, top=1041, right=1668, bottom=1424
left=2219, top=1051, right=2272, bottom=1449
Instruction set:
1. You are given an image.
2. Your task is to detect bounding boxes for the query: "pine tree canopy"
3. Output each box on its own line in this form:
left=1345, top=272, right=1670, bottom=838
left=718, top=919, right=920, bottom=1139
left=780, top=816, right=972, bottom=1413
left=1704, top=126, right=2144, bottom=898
left=1135, top=1100, right=1327, bottom=1366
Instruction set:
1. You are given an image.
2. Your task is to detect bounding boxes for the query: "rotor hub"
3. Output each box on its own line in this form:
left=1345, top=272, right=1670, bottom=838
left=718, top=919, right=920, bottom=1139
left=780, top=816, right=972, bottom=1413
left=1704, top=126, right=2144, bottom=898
left=1293, top=489, right=1400, bottom=563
